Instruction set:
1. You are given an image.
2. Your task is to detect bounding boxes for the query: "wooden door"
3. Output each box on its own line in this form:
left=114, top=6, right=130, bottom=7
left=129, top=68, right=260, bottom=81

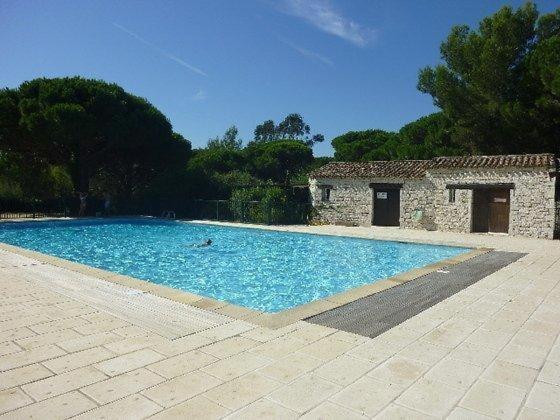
left=373, top=189, right=400, bottom=226
left=472, top=189, right=489, bottom=233
left=488, top=189, right=510, bottom=233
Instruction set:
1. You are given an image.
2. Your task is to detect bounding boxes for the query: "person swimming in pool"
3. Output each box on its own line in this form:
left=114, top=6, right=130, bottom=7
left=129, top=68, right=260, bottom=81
left=191, top=239, right=212, bottom=248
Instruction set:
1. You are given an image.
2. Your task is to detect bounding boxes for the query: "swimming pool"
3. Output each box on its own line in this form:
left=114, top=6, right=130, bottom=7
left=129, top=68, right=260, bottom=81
left=0, top=219, right=469, bottom=312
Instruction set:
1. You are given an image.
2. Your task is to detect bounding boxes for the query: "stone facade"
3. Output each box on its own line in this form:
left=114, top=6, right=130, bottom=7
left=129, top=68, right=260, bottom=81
left=310, top=163, right=558, bottom=240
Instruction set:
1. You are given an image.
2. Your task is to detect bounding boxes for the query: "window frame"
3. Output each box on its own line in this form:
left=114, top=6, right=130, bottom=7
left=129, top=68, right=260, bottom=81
left=449, top=188, right=456, bottom=203
left=320, top=187, right=331, bottom=202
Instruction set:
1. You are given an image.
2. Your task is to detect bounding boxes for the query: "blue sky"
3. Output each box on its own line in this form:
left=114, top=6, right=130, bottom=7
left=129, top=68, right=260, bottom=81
left=1, top=0, right=556, bottom=156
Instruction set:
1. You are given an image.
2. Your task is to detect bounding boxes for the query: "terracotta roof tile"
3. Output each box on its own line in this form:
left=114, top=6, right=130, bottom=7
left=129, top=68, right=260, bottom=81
left=310, top=153, right=556, bottom=179
left=310, top=160, right=430, bottom=179
left=430, top=153, right=556, bottom=170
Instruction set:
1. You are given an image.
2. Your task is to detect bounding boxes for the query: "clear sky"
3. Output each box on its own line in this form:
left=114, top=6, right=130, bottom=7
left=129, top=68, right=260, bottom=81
left=1, top=0, right=556, bottom=156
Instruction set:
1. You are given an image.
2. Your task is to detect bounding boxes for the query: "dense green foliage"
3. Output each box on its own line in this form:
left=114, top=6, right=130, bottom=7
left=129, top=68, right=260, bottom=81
left=230, top=186, right=310, bottom=224
left=0, top=77, right=191, bottom=206
left=418, top=3, right=560, bottom=155
left=253, top=113, right=324, bottom=146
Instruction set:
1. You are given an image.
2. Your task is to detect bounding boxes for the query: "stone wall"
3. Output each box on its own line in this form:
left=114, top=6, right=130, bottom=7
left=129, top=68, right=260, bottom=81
left=309, top=178, right=372, bottom=226
left=427, top=167, right=556, bottom=239
left=310, top=166, right=556, bottom=239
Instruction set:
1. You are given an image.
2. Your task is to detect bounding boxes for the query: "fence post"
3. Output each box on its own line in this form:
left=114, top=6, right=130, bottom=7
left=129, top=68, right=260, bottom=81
left=216, top=200, right=219, bottom=220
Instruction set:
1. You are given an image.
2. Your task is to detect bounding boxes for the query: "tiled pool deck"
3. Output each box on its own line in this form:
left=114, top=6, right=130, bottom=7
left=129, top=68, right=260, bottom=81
left=0, top=222, right=559, bottom=419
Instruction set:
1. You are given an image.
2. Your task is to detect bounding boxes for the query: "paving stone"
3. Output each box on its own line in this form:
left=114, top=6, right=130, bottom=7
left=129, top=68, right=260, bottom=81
left=142, top=370, right=222, bottom=407
left=0, top=388, right=33, bottom=415
left=314, top=355, right=375, bottom=386
left=376, top=403, right=437, bottom=419
left=200, top=336, right=259, bottom=359
left=56, top=331, right=121, bottom=352
left=0, top=327, right=36, bottom=343
left=0, top=342, right=21, bottom=357
left=81, top=368, right=165, bottom=404
left=0, top=363, right=53, bottom=391
left=345, top=340, right=397, bottom=365
left=15, top=328, right=82, bottom=349
left=146, top=349, right=216, bottom=379
left=149, top=395, right=230, bottom=419
left=517, top=406, right=558, bottom=420
left=268, top=374, right=342, bottom=414
left=149, top=333, right=213, bottom=357
left=0, top=344, right=66, bottom=371
left=228, top=398, right=299, bottom=419
left=298, top=335, right=356, bottom=361
left=283, top=323, right=336, bottom=344
left=466, top=328, right=513, bottom=350
left=397, top=339, right=450, bottom=365
left=74, top=393, right=162, bottom=419
left=0, top=390, right=96, bottom=419
left=29, top=316, right=90, bottom=334
left=538, top=360, right=560, bottom=386
left=204, top=372, right=281, bottom=411
left=95, top=348, right=164, bottom=376
left=449, top=341, right=500, bottom=367
left=42, top=346, right=116, bottom=374
left=240, top=325, right=296, bottom=343
left=330, top=376, right=406, bottom=417
left=22, top=365, right=107, bottom=401
left=396, top=379, right=464, bottom=417
left=447, top=406, right=494, bottom=419
left=249, top=335, right=308, bottom=359
left=424, top=357, right=484, bottom=390
left=497, top=343, right=549, bottom=370
left=198, top=321, right=254, bottom=341
left=483, top=360, right=538, bottom=390
left=102, top=333, right=165, bottom=355
left=460, top=379, right=526, bottom=419
left=258, top=352, right=324, bottom=383
left=525, top=381, right=560, bottom=415
left=201, top=351, right=272, bottom=381
left=368, top=356, right=430, bottom=386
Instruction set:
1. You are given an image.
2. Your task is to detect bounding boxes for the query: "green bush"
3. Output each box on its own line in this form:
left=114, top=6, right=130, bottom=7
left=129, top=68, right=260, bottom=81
left=230, top=186, right=310, bottom=224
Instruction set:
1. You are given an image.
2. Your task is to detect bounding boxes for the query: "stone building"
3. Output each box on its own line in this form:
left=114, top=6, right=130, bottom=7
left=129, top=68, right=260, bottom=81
left=309, top=153, right=560, bottom=239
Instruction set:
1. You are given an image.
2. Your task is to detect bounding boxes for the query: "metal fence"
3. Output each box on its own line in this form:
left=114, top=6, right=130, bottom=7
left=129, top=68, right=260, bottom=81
left=182, top=199, right=313, bottom=225
left=0, top=198, right=68, bottom=219
left=0, top=197, right=313, bottom=225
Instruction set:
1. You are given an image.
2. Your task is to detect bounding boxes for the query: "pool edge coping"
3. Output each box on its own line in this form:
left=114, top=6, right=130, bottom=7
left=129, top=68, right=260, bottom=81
left=0, top=231, right=489, bottom=329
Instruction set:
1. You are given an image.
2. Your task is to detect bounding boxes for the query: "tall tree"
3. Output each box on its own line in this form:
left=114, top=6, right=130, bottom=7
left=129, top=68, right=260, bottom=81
left=254, top=120, right=276, bottom=142
left=207, top=125, right=242, bottom=150
left=252, top=114, right=324, bottom=146
left=0, top=77, right=191, bottom=196
left=331, top=129, right=400, bottom=161
left=417, top=3, right=560, bottom=154
left=244, top=140, right=313, bottom=183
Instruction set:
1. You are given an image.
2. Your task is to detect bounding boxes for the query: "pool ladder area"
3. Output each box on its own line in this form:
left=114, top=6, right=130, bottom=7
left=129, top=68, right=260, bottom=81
left=161, top=210, right=176, bottom=219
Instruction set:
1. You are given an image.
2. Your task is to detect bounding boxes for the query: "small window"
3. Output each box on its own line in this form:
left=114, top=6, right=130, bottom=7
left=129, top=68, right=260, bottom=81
left=321, top=187, right=331, bottom=202
left=449, top=188, right=456, bottom=203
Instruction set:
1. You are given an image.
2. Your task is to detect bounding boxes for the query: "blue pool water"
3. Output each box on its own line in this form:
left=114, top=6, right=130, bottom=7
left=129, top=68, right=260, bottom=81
left=0, top=219, right=469, bottom=312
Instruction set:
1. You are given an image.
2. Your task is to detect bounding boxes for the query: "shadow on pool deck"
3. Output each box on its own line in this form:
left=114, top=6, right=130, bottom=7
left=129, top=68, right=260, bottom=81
left=306, top=250, right=525, bottom=338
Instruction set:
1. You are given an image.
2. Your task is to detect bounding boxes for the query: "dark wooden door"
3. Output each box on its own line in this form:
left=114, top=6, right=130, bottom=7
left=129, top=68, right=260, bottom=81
left=488, top=189, right=510, bottom=233
left=472, top=188, right=510, bottom=233
left=373, top=189, right=400, bottom=226
left=472, top=190, right=489, bottom=233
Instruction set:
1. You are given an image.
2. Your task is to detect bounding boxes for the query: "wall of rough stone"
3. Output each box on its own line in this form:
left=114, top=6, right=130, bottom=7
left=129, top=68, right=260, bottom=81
left=310, top=166, right=556, bottom=239
left=427, top=168, right=556, bottom=239
left=309, top=178, right=372, bottom=226
left=400, top=180, right=437, bottom=230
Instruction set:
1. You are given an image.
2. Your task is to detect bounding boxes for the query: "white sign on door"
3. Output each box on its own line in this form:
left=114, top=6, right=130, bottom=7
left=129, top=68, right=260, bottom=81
left=376, top=192, right=388, bottom=199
